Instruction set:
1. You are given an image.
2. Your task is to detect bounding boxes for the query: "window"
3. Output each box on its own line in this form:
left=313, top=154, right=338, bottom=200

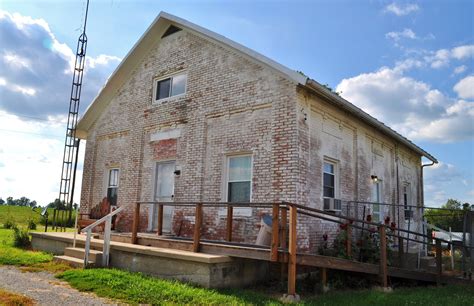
left=323, top=160, right=340, bottom=211
left=154, top=73, right=187, bottom=102
left=227, top=155, right=252, bottom=202
left=107, top=169, right=119, bottom=206
left=371, top=179, right=382, bottom=222
left=403, top=184, right=413, bottom=220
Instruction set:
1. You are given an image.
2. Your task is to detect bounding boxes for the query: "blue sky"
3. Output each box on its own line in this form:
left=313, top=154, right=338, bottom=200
left=0, top=0, right=473, bottom=207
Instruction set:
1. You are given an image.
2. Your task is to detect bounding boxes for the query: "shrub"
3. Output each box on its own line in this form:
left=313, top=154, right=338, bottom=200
left=3, top=220, right=16, bottom=229
left=13, top=227, right=31, bottom=248
left=27, top=219, right=37, bottom=230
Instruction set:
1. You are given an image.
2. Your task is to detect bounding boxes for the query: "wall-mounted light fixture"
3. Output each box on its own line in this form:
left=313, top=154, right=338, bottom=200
left=371, top=175, right=379, bottom=183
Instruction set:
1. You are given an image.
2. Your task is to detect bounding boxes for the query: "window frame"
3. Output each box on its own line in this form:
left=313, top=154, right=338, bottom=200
left=107, top=168, right=120, bottom=207
left=371, top=179, right=383, bottom=223
left=152, top=72, right=187, bottom=104
left=403, top=183, right=413, bottom=221
left=322, top=158, right=340, bottom=211
left=225, top=154, right=253, bottom=203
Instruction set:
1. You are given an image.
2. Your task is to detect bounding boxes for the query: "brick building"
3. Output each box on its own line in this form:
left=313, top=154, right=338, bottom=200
left=76, top=12, right=437, bottom=252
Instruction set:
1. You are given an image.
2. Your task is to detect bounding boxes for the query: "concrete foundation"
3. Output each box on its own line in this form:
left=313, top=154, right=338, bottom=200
left=31, top=232, right=269, bottom=288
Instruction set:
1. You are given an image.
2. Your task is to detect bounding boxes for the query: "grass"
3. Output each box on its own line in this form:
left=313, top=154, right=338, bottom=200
left=0, top=229, right=53, bottom=266
left=57, top=269, right=474, bottom=306
left=301, top=285, right=474, bottom=305
left=0, top=289, right=34, bottom=306
left=0, top=205, right=75, bottom=228
left=58, top=268, right=282, bottom=305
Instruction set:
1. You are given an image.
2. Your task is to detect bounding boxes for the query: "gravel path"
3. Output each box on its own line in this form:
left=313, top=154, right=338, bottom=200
left=0, top=266, right=118, bottom=305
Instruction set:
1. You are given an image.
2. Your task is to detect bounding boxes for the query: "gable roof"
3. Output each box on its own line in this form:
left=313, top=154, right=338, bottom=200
left=76, top=11, right=437, bottom=163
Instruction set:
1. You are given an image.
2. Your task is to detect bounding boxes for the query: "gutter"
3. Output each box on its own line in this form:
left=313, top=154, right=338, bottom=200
left=420, top=160, right=437, bottom=256
left=304, top=79, right=438, bottom=163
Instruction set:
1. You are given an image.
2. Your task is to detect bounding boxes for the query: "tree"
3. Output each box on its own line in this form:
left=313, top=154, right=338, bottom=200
left=47, top=199, right=66, bottom=209
left=6, top=197, right=14, bottom=205
left=425, top=199, right=473, bottom=232
left=0, top=198, right=4, bottom=205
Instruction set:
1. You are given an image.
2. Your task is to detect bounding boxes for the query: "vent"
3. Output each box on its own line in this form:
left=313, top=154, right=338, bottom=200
left=162, top=25, right=182, bottom=38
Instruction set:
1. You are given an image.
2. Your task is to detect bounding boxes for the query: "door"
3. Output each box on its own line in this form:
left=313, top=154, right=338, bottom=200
left=153, top=161, right=175, bottom=233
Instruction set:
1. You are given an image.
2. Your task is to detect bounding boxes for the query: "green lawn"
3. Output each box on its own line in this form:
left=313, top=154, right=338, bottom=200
left=58, top=268, right=281, bottom=305
left=0, top=228, right=52, bottom=265
left=0, top=205, right=75, bottom=228
left=58, top=268, right=474, bottom=306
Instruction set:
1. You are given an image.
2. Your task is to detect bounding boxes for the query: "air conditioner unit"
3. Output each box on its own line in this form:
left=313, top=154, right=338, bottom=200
left=324, top=198, right=342, bottom=212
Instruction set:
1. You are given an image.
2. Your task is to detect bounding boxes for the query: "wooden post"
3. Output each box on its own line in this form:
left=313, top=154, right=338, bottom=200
left=379, top=226, right=388, bottom=288
left=436, top=238, right=442, bottom=285
left=398, top=236, right=404, bottom=268
left=288, top=204, right=297, bottom=296
left=271, top=203, right=280, bottom=262
left=346, top=224, right=352, bottom=258
left=280, top=207, right=287, bottom=250
left=156, top=204, right=163, bottom=236
left=280, top=207, right=288, bottom=281
left=226, top=205, right=233, bottom=242
left=131, top=203, right=140, bottom=244
left=193, top=203, right=203, bottom=253
left=321, top=267, right=328, bottom=292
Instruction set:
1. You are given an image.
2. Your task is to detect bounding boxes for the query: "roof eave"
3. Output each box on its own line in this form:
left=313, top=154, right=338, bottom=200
left=304, top=79, right=438, bottom=163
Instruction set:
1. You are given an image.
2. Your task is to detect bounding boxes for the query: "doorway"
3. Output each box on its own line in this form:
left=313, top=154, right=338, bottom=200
left=151, top=160, right=175, bottom=233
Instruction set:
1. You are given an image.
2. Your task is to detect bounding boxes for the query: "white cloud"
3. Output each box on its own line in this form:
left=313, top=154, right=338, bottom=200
left=424, top=45, right=474, bottom=69
left=0, top=10, right=120, bottom=118
left=386, top=28, right=417, bottom=41
left=0, top=10, right=119, bottom=205
left=385, top=3, right=419, bottom=16
left=336, top=67, right=474, bottom=143
left=452, top=45, right=474, bottom=60
left=453, top=75, right=474, bottom=99
left=453, top=65, right=467, bottom=74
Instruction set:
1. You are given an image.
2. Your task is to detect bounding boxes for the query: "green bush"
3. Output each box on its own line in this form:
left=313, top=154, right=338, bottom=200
left=27, top=219, right=37, bottom=230
left=13, top=227, right=31, bottom=248
left=3, top=220, right=16, bottom=229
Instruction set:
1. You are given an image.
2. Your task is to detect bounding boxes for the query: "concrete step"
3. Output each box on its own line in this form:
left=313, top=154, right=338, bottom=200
left=65, top=247, right=103, bottom=263
left=53, top=255, right=94, bottom=268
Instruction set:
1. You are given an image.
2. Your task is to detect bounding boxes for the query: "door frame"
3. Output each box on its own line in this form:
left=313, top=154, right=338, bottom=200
left=148, top=160, right=175, bottom=232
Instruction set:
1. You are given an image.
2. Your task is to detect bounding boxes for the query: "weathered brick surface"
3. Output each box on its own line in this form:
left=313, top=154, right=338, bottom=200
left=80, top=29, right=424, bottom=252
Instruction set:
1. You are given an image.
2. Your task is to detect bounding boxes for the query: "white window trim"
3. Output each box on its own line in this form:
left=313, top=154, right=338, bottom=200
left=372, top=179, right=383, bottom=223
left=219, top=153, right=253, bottom=218
left=322, top=158, right=339, bottom=201
left=403, top=182, right=412, bottom=222
left=152, top=71, right=187, bottom=104
left=107, top=168, right=120, bottom=189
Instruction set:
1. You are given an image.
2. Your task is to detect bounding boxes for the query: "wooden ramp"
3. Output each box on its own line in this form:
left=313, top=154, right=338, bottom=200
left=110, top=232, right=470, bottom=286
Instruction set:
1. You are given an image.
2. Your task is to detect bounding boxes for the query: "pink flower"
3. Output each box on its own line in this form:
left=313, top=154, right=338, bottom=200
left=366, top=215, right=372, bottom=222
left=323, top=233, right=328, bottom=241
left=384, top=216, right=390, bottom=225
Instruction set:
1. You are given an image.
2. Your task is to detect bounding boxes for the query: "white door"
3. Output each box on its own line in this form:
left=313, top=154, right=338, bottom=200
left=153, top=161, right=175, bottom=233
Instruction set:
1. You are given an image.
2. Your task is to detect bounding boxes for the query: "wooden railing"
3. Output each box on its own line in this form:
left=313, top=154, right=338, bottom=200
left=130, top=201, right=464, bottom=296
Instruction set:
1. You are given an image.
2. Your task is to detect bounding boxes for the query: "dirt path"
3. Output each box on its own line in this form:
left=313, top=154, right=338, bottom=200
left=0, top=266, right=118, bottom=305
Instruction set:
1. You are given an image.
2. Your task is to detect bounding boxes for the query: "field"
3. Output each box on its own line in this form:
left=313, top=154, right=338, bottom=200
left=0, top=205, right=75, bottom=229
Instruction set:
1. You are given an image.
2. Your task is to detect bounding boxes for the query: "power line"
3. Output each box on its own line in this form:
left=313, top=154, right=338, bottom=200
left=0, top=113, right=66, bottom=124
left=0, top=128, right=63, bottom=139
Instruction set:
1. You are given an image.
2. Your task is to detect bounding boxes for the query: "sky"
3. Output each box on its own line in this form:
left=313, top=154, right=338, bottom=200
left=0, top=0, right=473, bottom=207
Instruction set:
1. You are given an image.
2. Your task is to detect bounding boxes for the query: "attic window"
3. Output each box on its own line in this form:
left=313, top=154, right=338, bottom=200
left=153, top=73, right=187, bottom=103
left=161, top=25, right=182, bottom=38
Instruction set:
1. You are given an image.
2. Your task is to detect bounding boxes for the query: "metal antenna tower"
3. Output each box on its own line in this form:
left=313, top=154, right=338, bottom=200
left=52, top=0, right=90, bottom=231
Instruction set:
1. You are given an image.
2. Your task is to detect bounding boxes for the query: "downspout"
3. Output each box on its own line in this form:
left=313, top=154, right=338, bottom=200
left=421, top=160, right=436, bottom=256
